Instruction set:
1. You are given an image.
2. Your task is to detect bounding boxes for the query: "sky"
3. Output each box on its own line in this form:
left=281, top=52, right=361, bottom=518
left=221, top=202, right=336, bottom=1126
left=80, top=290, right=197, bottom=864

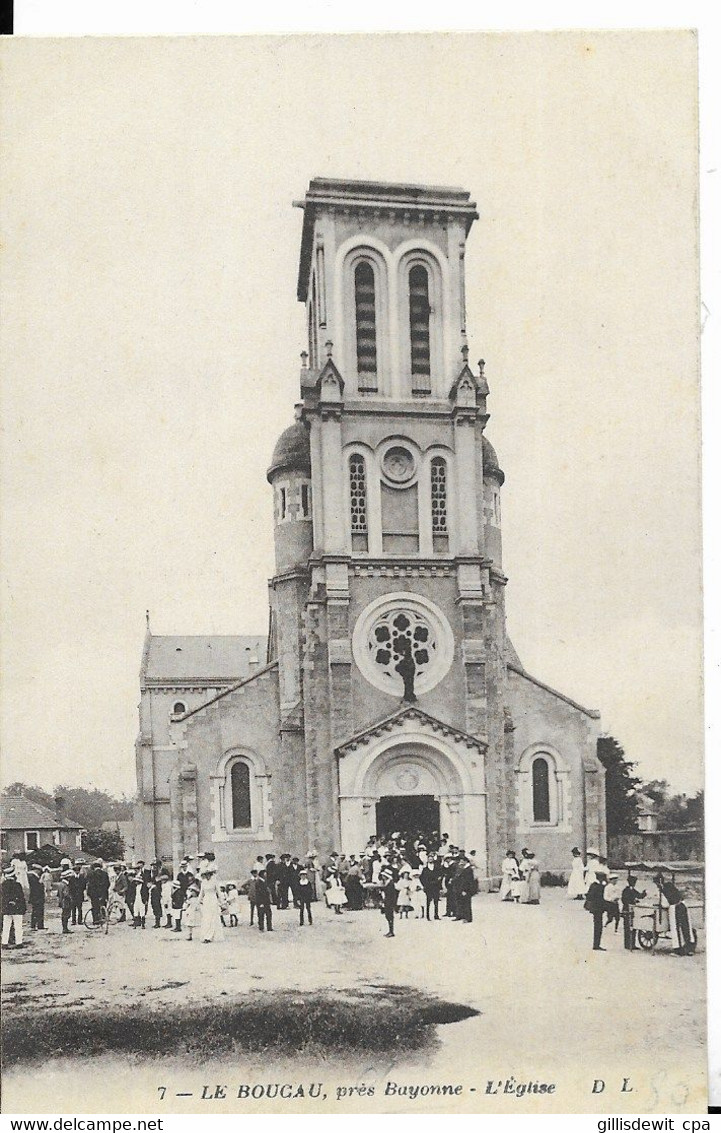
left=0, top=31, right=704, bottom=797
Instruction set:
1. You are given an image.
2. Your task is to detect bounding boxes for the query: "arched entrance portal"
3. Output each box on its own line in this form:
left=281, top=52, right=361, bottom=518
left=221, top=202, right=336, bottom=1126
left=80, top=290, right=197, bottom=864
left=339, top=740, right=475, bottom=853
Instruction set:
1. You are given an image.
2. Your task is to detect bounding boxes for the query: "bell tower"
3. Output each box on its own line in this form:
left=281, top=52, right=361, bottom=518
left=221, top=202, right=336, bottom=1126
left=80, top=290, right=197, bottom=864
left=277, top=178, right=509, bottom=866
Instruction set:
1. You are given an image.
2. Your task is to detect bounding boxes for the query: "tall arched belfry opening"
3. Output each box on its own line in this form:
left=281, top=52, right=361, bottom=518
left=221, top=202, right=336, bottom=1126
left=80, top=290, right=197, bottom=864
left=135, top=179, right=607, bottom=877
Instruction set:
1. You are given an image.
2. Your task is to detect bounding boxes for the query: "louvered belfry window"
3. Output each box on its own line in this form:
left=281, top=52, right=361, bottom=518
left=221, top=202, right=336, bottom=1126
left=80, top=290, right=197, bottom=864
left=349, top=454, right=369, bottom=551
left=409, top=264, right=432, bottom=394
left=354, top=262, right=378, bottom=391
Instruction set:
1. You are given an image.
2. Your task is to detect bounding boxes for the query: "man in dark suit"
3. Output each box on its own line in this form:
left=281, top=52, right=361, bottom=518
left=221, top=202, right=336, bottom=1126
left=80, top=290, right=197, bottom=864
left=264, top=855, right=279, bottom=905
left=454, top=855, right=476, bottom=923
left=585, top=869, right=608, bottom=950
left=276, top=854, right=292, bottom=909
left=1, top=867, right=27, bottom=947
left=420, top=855, right=443, bottom=920
left=68, top=866, right=86, bottom=926
left=27, top=865, right=46, bottom=930
left=621, top=875, right=646, bottom=950
left=86, top=860, right=110, bottom=925
left=255, top=871, right=273, bottom=932
left=381, top=870, right=398, bottom=938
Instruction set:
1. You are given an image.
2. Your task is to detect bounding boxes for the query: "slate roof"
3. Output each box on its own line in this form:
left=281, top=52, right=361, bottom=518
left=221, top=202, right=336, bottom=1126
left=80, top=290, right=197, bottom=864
left=142, top=635, right=267, bottom=685
left=1, top=796, right=83, bottom=831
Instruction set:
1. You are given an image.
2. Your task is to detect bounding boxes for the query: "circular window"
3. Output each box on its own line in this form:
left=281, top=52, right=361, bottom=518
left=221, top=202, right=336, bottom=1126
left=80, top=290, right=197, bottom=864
left=352, top=592, right=454, bottom=697
left=381, top=445, right=415, bottom=484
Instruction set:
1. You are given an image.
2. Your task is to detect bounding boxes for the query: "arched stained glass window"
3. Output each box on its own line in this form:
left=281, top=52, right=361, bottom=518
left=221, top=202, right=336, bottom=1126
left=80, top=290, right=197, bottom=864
left=231, top=760, right=252, bottom=829
left=409, top=264, right=432, bottom=394
left=532, top=757, right=551, bottom=823
left=431, top=457, right=448, bottom=552
left=349, top=454, right=368, bottom=551
left=354, top=262, right=378, bottom=391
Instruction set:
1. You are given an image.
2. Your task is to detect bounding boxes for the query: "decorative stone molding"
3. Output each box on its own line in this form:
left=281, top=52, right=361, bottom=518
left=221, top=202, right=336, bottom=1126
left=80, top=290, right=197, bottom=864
left=515, top=742, right=573, bottom=834
left=210, top=747, right=273, bottom=844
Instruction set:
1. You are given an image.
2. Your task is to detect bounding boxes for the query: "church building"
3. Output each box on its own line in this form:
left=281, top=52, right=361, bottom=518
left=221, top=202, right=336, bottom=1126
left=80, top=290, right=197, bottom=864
left=134, top=178, right=607, bottom=879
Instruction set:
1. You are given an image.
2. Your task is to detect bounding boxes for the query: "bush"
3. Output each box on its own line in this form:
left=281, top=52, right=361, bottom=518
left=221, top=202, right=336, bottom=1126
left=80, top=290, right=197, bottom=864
left=27, top=844, right=63, bottom=868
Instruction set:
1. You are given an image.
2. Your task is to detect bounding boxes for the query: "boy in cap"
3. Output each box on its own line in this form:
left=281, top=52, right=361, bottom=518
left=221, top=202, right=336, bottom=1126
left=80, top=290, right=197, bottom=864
left=296, top=869, right=314, bottom=926
left=621, top=875, right=646, bottom=950
left=247, top=869, right=259, bottom=926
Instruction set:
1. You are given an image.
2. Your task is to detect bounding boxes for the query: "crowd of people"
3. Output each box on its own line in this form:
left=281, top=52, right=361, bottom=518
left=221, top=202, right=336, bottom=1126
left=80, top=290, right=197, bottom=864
left=0, top=835, right=699, bottom=955
left=0, top=831, right=484, bottom=946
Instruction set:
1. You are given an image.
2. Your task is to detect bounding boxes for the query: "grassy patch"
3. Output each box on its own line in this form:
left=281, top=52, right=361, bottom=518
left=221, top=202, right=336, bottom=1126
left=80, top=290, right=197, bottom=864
left=1, top=987, right=477, bottom=1067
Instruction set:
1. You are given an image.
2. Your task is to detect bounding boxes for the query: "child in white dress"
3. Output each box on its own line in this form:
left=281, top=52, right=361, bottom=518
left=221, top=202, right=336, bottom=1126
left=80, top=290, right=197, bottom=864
left=183, top=883, right=201, bottom=941
left=325, top=872, right=347, bottom=913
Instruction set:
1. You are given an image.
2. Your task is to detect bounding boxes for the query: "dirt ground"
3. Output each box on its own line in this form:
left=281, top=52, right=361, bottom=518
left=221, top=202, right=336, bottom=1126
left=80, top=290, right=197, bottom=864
left=1, top=890, right=707, bottom=1114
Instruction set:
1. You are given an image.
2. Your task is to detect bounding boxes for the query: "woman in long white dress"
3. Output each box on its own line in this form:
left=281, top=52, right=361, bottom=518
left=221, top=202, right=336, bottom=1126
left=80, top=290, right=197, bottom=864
left=499, top=851, right=518, bottom=901
left=199, top=871, right=225, bottom=942
left=567, top=847, right=586, bottom=900
left=518, top=849, right=532, bottom=903
left=525, top=853, right=541, bottom=904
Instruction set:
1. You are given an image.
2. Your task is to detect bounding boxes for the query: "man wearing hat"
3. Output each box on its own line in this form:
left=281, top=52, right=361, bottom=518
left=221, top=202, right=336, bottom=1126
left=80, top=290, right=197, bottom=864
left=57, top=869, right=74, bottom=934
left=2, top=866, right=27, bottom=947
left=27, top=864, right=46, bottom=931
left=68, top=864, right=86, bottom=926
left=86, top=859, right=110, bottom=925
left=584, top=867, right=608, bottom=950
left=255, top=870, right=273, bottom=932
left=381, top=869, right=399, bottom=938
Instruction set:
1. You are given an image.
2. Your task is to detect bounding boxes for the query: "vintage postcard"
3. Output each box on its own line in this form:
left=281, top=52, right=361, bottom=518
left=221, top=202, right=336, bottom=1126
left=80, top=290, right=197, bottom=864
left=0, top=31, right=707, bottom=1115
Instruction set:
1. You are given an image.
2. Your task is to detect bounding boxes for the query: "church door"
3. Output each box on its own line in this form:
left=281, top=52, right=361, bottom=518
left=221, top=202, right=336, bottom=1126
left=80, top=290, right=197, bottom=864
left=375, top=794, right=440, bottom=839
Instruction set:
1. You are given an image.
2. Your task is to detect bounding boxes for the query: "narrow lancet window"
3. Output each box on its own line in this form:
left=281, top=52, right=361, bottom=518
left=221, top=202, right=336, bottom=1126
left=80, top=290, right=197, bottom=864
left=231, top=760, right=252, bottom=829
left=431, top=457, right=449, bottom=552
left=532, top=757, right=551, bottom=823
left=349, top=454, right=368, bottom=551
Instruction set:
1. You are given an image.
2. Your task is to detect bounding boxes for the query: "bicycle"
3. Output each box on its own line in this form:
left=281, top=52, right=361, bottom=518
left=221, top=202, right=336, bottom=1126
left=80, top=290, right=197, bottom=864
left=83, top=893, right=126, bottom=934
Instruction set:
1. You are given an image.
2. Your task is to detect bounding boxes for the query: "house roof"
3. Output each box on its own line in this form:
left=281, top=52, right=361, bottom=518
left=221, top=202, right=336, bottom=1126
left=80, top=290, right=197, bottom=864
left=1, top=796, right=83, bottom=831
left=142, top=635, right=267, bottom=685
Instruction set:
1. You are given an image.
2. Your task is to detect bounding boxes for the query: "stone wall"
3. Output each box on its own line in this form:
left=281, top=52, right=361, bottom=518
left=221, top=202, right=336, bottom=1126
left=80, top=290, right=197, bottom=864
left=609, top=827, right=704, bottom=865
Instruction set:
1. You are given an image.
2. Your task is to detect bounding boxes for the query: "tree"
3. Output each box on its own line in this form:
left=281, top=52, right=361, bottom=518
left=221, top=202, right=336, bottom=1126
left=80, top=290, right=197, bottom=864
left=2, top=783, right=133, bottom=829
left=597, top=735, right=642, bottom=835
left=640, top=779, right=704, bottom=830
left=81, top=828, right=125, bottom=862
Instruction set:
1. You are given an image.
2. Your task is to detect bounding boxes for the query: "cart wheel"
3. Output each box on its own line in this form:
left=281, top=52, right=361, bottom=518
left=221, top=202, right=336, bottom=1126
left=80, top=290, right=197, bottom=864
left=636, top=928, right=658, bottom=950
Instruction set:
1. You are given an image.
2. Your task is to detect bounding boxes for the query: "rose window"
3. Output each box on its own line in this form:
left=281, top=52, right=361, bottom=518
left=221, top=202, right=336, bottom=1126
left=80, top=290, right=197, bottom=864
left=368, top=609, right=436, bottom=686
left=352, top=592, right=454, bottom=697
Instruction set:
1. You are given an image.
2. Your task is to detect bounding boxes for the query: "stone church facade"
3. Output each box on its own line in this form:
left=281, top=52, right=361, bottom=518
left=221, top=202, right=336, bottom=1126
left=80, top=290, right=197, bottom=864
left=134, top=178, right=607, bottom=879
